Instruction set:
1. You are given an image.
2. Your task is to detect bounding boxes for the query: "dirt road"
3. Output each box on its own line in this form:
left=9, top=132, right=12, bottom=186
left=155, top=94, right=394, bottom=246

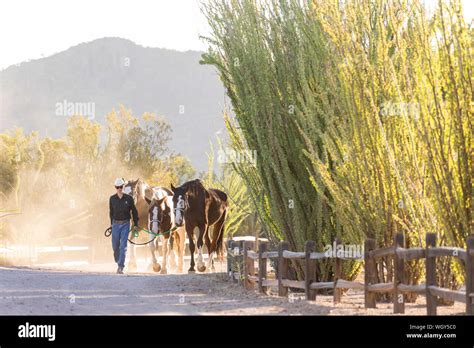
left=0, top=264, right=321, bottom=315
left=0, top=263, right=465, bottom=315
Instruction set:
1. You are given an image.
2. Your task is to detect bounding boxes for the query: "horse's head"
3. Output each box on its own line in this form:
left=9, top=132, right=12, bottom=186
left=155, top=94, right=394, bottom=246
left=148, top=196, right=172, bottom=234
left=124, top=178, right=145, bottom=203
left=124, top=179, right=137, bottom=199
left=170, top=183, right=188, bottom=227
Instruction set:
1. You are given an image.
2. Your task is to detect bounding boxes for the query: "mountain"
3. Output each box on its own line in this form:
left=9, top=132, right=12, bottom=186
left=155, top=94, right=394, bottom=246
left=0, top=37, right=227, bottom=171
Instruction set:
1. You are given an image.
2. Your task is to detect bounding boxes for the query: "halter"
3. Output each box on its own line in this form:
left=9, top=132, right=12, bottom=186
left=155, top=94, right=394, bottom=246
left=174, top=206, right=185, bottom=214
left=149, top=202, right=169, bottom=231
left=174, top=195, right=187, bottom=216
left=149, top=212, right=164, bottom=224
left=149, top=216, right=160, bottom=233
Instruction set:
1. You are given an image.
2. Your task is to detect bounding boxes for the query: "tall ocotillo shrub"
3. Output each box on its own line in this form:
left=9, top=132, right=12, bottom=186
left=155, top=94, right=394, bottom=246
left=308, top=0, right=472, bottom=290
left=201, top=0, right=363, bottom=281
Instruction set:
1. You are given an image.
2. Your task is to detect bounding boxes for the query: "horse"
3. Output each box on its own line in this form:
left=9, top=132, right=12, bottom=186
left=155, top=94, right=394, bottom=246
left=124, top=179, right=183, bottom=273
left=123, top=178, right=150, bottom=271
left=170, top=179, right=228, bottom=273
left=145, top=188, right=186, bottom=274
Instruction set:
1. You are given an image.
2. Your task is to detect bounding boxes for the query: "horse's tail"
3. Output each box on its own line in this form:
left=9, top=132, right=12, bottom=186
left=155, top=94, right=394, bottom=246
left=171, top=230, right=180, bottom=252
left=215, top=209, right=227, bottom=260
left=169, top=232, right=175, bottom=250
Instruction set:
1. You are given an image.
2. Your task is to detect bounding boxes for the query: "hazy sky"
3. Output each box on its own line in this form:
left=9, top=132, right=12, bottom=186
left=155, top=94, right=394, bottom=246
left=0, top=0, right=472, bottom=70
left=0, top=0, right=210, bottom=70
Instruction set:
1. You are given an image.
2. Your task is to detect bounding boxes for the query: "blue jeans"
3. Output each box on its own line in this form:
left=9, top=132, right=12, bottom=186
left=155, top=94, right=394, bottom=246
left=112, top=222, right=130, bottom=268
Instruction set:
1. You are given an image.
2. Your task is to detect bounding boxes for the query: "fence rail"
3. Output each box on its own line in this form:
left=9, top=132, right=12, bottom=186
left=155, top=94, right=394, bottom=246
left=227, top=232, right=474, bottom=315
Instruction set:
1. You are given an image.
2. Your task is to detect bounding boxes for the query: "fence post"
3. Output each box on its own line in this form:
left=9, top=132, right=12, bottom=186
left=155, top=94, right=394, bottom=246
left=227, top=240, right=233, bottom=280
left=248, top=241, right=256, bottom=290
left=364, top=238, right=377, bottom=308
left=258, top=241, right=268, bottom=294
left=333, top=238, right=342, bottom=304
left=231, top=240, right=239, bottom=283
left=242, top=241, right=248, bottom=288
left=394, top=232, right=405, bottom=314
left=243, top=241, right=255, bottom=290
left=466, top=235, right=474, bottom=315
left=426, top=233, right=437, bottom=315
left=305, top=241, right=316, bottom=301
left=278, top=241, right=289, bottom=297
left=236, top=240, right=244, bottom=285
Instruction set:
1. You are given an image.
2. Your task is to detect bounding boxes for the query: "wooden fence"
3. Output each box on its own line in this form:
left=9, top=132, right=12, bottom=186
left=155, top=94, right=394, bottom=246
left=227, top=232, right=474, bottom=315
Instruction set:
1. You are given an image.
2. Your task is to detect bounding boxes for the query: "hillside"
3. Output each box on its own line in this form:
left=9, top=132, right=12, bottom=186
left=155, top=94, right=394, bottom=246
left=0, top=37, right=226, bottom=171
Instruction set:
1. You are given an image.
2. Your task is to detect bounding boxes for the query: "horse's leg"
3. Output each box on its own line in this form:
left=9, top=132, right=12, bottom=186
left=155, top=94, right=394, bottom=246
left=160, top=236, right=169, bottom=274
left=127, top=236, right=138, bottom=271
left=147, top=239, right=154, bottom=271
left=177, top=226, right=185, bottom=273
left=149, top=238, right=161, bottom=272
left=168, top=233, right=177, bottom=271
left=204, top=226, right=211, bottom=272
left=196, top=225, right=206, bottom=272
left=186, top=223, right=196, bottom=273
left=208, top=211, right=227, bottom=271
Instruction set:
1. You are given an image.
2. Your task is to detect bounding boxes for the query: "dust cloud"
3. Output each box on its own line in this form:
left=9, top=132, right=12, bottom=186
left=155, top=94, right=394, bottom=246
left=0, top=165, right=144, bottom=268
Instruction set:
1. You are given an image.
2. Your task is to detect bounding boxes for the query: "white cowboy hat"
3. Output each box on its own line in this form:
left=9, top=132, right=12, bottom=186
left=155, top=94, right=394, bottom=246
left=114, top=178, right=126, bottom=186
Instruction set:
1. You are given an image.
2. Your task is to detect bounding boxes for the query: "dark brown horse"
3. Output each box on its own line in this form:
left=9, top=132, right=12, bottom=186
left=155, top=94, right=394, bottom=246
left=171, top=179, right=228, bottom=273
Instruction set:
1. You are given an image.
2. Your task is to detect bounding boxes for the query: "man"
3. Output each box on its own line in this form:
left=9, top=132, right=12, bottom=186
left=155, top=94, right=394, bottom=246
left=109, top=178, right=139, bottom=274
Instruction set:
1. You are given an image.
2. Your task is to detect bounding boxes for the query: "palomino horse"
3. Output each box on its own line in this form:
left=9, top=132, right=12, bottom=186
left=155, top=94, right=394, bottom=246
left=145, top=188, right=186, bottom=274
left=171, top=179, right=228, bottom=273
left=123, top=179, right=150, bottom=271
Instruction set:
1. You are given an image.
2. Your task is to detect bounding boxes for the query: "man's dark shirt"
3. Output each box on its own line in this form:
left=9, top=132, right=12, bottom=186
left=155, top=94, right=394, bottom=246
left=109, top=193, right=139, bottom=226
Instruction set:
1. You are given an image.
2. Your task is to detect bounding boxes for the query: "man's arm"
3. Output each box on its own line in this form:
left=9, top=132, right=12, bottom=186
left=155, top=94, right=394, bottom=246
left=109, top=196, right=114, bottom=225
left=130, top=199, right=139, bottom=226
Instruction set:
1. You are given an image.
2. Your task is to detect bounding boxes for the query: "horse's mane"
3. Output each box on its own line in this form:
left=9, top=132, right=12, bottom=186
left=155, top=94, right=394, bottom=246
left=152, top=186, right=173, bottom=199
left=161, top=187, right=173, bottom=196
left=180, top=179, right=206, bottom=197
left=125, top=178, right=148, bottom=201
left=136, top=179, right=146, bottom=199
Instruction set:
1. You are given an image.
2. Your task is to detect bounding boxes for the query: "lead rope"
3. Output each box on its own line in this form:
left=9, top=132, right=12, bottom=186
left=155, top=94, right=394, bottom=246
left=104, top=225, right=178, bottom=245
